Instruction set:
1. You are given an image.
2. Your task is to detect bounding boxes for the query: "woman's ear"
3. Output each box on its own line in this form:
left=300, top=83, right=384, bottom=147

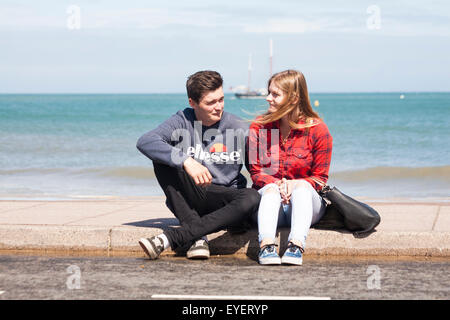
left=290, top=94, right=300, bottom=105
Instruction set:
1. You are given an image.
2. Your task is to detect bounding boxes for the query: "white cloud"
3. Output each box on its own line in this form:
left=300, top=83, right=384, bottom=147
left=0, top=1, right=449, bottom=37
left=0, top=5, right=226, bottom=30
left=86, top=8, right=223, bottom=29
left=0, top=6, right=60, bottom=28
left=243, top=18, right=324, bottom=34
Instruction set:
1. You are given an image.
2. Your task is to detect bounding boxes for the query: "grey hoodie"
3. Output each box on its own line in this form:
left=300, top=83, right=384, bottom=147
left=136, top=108, right=249, bottom=188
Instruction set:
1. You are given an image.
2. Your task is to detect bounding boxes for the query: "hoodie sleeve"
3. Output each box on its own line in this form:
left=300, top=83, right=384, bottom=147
left=136, top=113, right=190, bottom=169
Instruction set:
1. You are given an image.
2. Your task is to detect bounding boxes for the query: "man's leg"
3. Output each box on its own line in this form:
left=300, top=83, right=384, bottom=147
left=153, top=161, right=208, bottom=225
left=140, top=161, right=211, bottom=259
left=139, top=184, right=260, bottom=259
left=164, top=184, right=260, bottom=250
left=151, top=161, right=260, bottom=250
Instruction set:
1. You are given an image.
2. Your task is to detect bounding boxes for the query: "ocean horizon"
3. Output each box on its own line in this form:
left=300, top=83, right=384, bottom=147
left=1, top=91, right=449, bottom=95
left=1, top=92, right=449, bottom=201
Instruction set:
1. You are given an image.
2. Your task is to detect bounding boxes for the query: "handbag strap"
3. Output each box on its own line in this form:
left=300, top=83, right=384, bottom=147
left=309, top=177, right=332, bottom=205
left=309, top=176, right=327, bottom=189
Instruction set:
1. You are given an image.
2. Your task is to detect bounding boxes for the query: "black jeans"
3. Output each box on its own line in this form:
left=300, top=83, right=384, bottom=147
left=153, top=161, right=261, bottom=250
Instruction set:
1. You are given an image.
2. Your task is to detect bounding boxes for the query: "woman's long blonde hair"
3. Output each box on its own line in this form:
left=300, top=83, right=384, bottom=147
left=254, top=70, right=321, bottom=129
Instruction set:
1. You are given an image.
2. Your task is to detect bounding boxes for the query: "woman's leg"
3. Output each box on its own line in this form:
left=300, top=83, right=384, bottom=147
left=257, top=183, right=282, bottom=244
left=288, top=180, right=326, bottom=248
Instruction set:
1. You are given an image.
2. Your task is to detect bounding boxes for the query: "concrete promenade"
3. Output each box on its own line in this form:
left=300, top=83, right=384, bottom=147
left=0, top=197, right=449, bottom=259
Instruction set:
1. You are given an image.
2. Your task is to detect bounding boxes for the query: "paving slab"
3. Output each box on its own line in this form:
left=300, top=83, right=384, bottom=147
left=369, top=204, right=438, bottom=232
left=434, top=206, right=450, bottom=232
left=65, top=200, right=173, bottom=226
left=0, top=201, right=47, bottom=213
left=0, top=203, right=136, bottom=225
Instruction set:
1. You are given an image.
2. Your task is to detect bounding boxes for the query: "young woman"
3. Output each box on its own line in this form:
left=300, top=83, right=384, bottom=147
left=248, top=70, right=333, bottom=265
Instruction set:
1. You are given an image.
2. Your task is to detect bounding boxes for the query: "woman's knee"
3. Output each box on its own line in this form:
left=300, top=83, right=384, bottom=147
left=260, top=184, right=282, bottom=204
left=260, top=183, right=280, bottom=196
left=292, top=180, right=313, bottom=196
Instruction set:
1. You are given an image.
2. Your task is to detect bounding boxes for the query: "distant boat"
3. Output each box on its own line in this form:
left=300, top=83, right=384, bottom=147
left=234, top=40, right=272, bottom=100
left=235, top=91, right=267, bottom=99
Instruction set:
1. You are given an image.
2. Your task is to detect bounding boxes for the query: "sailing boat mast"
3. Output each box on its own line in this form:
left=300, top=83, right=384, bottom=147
left=234, top=41, right=270, bottom=99
left=247, top=53, right=252, bottom=93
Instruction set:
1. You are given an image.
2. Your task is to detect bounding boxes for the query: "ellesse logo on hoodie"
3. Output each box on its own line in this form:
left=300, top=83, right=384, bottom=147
left=209, top=143, right=227, bottom=153
left=187, top=144, right=241, bottom=163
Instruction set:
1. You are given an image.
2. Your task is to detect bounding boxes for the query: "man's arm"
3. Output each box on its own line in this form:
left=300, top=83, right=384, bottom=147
left=182, top=157, right=212, bottom=186
left=136, top=113, right=212, bottom=185
left=136, top=113, right=189, bottom=169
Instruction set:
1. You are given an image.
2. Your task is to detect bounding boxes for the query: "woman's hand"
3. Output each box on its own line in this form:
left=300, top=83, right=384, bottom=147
left=279, top=179, right=301, bottom=204
left=279, top=178, right=292, bottom=204
left=273, top=179, right=287, bottom=204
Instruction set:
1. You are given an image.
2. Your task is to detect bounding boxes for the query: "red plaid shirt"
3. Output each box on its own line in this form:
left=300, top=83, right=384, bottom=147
left=248, top=118, right=333, bottom=192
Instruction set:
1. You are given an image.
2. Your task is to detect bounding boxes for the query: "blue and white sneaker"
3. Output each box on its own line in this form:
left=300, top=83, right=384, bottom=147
left=258, top=244, right=281, bottom=265
left=281, top=242, right=304, bottom=265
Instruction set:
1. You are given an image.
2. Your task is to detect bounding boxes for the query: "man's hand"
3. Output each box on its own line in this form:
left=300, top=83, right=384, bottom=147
left=183, top=157, right=213, bottom=186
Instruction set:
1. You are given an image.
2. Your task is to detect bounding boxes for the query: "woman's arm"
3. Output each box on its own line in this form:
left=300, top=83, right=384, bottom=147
left=247, top=124, right=279, bottom=189
left=303, top=122, right=333, bottom=191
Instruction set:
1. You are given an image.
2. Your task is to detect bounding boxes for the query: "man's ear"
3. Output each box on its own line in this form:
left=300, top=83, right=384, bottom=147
left=188, top=98, right=197, bottom=109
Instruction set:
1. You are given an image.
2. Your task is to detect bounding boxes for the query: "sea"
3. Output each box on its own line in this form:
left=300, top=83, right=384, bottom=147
left=0, top=93, right=449, bottom=201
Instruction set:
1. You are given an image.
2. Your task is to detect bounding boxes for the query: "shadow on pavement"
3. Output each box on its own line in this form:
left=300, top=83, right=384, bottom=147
left=123, top=217, right=377, bottom=262
left=123, top=218, right=179, bottom=228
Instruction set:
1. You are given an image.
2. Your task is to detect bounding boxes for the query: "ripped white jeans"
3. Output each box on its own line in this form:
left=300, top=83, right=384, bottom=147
left=257, top=181, right=327, bottom=247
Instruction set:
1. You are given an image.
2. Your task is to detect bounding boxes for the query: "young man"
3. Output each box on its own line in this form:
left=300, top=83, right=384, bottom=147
left=136, top=70, right=260, bottom=260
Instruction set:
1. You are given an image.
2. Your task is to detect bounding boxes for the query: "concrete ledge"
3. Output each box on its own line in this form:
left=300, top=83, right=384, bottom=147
left=1, top=224, right=449, bottom=258
left=1, top=199, right=449, bottom=259
left=0, top=225, right=110, bottom=252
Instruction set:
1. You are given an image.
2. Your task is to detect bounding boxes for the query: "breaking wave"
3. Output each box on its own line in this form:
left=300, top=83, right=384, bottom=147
left=330, top=165, right=450, bottom=182
left=1, top=165, right=449, bottom=182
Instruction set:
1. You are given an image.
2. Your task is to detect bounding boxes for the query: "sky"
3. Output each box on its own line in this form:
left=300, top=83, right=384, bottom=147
left=1, top=0, right=449, bottom=93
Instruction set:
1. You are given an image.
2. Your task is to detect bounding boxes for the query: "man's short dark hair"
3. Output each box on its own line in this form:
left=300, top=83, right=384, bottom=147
left=186, top=70, right=223, bottom=103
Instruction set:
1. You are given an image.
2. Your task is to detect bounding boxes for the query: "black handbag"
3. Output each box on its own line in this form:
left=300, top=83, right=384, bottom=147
left=311, top=178, right=381, bottom=235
